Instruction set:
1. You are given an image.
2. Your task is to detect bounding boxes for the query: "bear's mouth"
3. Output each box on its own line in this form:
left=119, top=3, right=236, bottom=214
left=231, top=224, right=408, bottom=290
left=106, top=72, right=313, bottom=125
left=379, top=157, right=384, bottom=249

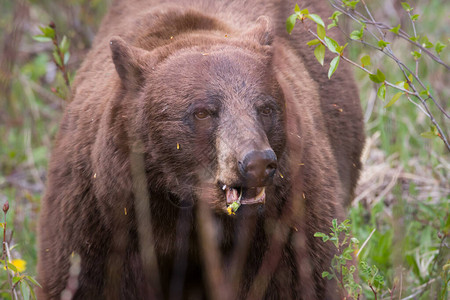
left=224, top=186, right=266, bottom=206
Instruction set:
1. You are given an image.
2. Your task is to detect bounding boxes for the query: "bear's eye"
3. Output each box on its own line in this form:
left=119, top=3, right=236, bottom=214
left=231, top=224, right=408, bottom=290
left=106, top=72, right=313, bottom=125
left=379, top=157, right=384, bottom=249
left=194, top=109, right=210, bottom=120
left=260, top=106, right=273, bottom=116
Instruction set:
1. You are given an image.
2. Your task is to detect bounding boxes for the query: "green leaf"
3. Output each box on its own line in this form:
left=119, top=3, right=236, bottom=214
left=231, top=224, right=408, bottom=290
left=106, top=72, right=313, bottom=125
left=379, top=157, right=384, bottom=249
left=350, top=237, right=360, bottom=244
left=25, top=275, right=42, bottom=288
left=314, top=232, right=330, bottom=242
left=343, top=252, right=353, bottom=260
left=59, top=35, right=70, bottom=54
left=306, top=14, right=325, bottom=27
left=423, top=41, right=433, bottom=48
left=342, top=265, right=349, bottom=275
left=229, top=201, right=241, bottom=213
left=330, top=11, right=342, bottom=20
left=377, top=40, right=390, bottom=49
left=328, top=56, right=340, bottom=79
left=294, top=3, right=300, bottom=12
left=360, top=55, right=371, bottom=67
left=411, top=50, right=421, bottom=60
left=444, top=215, right=450, bottom=235
left=420, top=131, right=437, bottom=139
left=322, top=271, right=331, bottom=278
left=317, top=24, right=326, bottom=40
left=307, top=39, right=321, bottom=46
left=300, top=8, right=309, bottom=15
left=409, top=36, right=419, bottom=42
left=402, top=81, right=410, bottom=90
left=324, top=36, right=340, bottom=54
left=32, top=35, right=52, bottom=43
left=39, top=25, right=55, bottom=39
left=343, top=247, right=354, bottom=257
left=411, top=14, right=419, bottom=21
left=13, top=276, right=22, bottom=285
left=338, top=43, right=348, bottom=53
left=401, top=2, right=412, bottom=12
left=350, top=30, right=362, bottom=40
left=64, top=52, right=70, bottom=65
left=314, top=44, right=325, bottom=66
left=6, top=261, right=18, bottom=273
left=332, top=219, right=338, bottom=230
left=377, top=83, right=386, bottom=100
left=336, top=43, right=348, bottom=54
left=369, top=69, right=385, bottom=83
left=327, top=21, right=338, bottom=29
left=343, top=0, right=359, bottom=9
left=376, top=69, right=386, bottom=82
left=435, top=41, right=446, bottom=55
left=53, top=51, right=62, bottom=67
left=341, top=219, right=351, bottom=227
left=327, top=11, right=342, bottom=29
left=420, top=36, right=434, bottom=48
left=384, top=92, right=402, bottom=108
left=350, top=25, right=365, bottom=40
left=419, top=86, right=430, bottom=97
left=389, top=24, right=401, bottom=34
left=427, top=128, right=440, bottom=138
left=21, top=282, right=31, bottom=300
left=286, top=13, right=297, bottom=34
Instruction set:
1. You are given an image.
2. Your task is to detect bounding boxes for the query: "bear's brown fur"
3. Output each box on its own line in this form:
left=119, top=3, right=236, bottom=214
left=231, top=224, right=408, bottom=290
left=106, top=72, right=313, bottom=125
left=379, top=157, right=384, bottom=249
left=37, top=0, right=364, bottom=299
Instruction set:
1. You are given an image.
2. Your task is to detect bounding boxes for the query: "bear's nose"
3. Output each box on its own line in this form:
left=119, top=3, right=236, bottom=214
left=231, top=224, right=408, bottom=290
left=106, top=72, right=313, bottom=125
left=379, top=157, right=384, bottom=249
left=238, top=149, right=277, bottom=186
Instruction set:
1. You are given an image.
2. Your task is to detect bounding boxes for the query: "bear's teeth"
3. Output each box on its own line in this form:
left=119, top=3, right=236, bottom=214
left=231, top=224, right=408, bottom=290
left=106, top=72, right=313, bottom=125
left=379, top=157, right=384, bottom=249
left=222, top=185, right=227, bottom=190
left=240, top=187, right=266, bottom=205
left=226, top=187, right=239, bottom=205
left=255, top=187, right=266, bottom=202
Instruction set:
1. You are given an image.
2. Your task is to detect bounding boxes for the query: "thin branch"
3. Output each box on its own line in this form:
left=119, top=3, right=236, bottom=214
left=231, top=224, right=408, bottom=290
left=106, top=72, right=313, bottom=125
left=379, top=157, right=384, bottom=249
left=405, top=95, right=431, bottom=118
left=356, top=228, right=376, bottom=257
left=354, top=37, right=449, bottom=119
left=369, top=283, right=378, bottom=300
left=300, top=17, right=450, bottom=151
left=406, top=11, right=421, bottom=77
left=330, top=0, right=450, bottom=70
left=360, top=0, right=383, bottom=37
left=328, top=1, right=450, bottom=117
left=400, top=278, right=436, bottom=300
left=306, top=28, right=416, bottom=96
left=396, top=32, right=449, bottom=70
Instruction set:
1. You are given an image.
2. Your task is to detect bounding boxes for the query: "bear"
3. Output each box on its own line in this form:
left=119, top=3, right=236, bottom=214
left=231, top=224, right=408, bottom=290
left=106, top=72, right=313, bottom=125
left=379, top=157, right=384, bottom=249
left=37, top=0, right=365, bottom=299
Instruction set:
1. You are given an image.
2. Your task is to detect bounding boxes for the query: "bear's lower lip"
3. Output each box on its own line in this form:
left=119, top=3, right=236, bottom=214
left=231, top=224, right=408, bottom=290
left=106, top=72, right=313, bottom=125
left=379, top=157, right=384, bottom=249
left=225, top=186, right=266, bottom=205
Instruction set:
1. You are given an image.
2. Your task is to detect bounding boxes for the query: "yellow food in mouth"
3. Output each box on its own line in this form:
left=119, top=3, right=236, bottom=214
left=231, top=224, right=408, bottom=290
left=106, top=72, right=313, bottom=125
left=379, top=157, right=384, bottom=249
left=226, top=187, right=266, bottom=214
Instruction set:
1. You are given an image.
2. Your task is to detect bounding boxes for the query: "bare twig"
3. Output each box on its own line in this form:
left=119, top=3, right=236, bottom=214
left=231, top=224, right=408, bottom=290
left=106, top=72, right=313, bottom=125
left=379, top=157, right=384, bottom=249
left=369, top=283, right=378, bottom=300
left=356, top=228, right=376, bottom=257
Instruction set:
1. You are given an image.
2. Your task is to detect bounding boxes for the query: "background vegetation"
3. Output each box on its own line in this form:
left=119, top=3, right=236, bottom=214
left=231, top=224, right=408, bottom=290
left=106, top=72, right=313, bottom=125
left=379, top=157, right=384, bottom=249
left=0, top=0, right=448, bottom=299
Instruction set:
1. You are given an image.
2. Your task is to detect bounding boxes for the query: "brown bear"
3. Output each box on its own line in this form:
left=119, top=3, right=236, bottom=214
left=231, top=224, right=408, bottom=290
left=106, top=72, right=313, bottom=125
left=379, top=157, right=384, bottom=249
left=37, top=0, right=364, bottom=299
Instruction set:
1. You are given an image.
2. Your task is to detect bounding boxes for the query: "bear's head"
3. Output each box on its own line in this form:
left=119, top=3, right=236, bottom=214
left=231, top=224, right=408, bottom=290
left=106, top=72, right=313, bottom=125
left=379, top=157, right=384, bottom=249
left=109, top=16, right=290, bottom=215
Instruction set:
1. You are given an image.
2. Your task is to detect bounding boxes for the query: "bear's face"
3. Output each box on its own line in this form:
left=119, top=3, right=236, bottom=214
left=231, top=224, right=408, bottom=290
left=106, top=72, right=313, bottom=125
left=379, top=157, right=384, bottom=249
left=112, top=38, right=286, bottom=214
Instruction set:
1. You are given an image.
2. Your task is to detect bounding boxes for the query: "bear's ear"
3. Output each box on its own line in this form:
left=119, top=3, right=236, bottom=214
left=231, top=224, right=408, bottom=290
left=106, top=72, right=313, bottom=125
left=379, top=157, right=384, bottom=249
left=242, top=16, right=273, bottom=46
left=110, top=36, right=153, bottom=88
